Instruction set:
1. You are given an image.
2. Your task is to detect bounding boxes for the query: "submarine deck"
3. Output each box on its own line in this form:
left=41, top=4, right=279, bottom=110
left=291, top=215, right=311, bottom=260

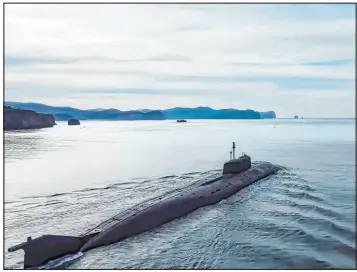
left=80, top=171, right=223, bottom=236
left=81, top=161, right=274, bottom=237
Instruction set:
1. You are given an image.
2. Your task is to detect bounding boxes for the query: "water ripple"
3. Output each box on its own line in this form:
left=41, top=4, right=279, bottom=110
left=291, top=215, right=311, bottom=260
left=5, top=166, right=356, bottom=269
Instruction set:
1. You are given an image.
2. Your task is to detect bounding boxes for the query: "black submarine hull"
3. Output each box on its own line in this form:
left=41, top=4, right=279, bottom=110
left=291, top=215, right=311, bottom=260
left=81, top=161, right=277, bottom=252
left=8, top=157, right=278, bottom=269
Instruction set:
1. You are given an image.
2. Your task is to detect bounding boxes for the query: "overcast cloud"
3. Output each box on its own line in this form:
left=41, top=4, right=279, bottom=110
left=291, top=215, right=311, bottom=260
left=4, top=4, right=355, bottom=117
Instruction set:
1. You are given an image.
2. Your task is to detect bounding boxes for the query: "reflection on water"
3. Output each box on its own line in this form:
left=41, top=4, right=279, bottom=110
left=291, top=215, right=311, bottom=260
left=5, top=131, right=49, bottom=161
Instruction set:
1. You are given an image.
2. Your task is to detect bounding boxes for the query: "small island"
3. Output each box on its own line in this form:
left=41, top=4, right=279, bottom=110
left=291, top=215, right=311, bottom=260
left=4, top=106, right=56, bottom=131
left=68, top=119, right=80, bottom=126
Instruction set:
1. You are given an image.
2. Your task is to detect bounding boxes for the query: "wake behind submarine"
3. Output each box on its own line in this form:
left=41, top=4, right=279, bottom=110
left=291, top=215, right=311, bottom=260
left=8, top=142, right=279, bottom=269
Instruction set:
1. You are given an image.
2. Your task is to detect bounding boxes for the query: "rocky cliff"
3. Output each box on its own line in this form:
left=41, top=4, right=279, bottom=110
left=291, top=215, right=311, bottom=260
left=4, top=106, right=56, bottom=131
left=259, top=111, right=277, bottom=119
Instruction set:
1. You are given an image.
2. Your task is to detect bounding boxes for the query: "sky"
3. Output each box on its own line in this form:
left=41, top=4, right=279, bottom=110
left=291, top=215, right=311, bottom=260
left=4, top=3, right=356, bottom=118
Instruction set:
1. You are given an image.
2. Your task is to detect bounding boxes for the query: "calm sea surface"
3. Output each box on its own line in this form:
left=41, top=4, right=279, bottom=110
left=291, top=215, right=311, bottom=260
left=4, top=119, right=356, bottom=269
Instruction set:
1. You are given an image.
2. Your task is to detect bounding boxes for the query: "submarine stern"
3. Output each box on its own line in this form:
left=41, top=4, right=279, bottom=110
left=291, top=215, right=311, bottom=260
left=8, top=232, right=99, bottom=269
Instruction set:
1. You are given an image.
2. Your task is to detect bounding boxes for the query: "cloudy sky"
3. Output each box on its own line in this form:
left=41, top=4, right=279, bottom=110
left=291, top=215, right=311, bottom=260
left=4, top=3, right=355, bottom=117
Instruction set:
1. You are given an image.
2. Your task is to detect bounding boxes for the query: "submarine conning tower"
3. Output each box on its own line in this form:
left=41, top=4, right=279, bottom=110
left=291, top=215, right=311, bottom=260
left=223, top=142, right=252, bottom=175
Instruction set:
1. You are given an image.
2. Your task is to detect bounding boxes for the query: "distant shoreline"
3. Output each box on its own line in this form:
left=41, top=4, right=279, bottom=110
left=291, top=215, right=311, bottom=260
left=49, top=117, right=354, bottom=121
left=4, top=101, right=277, bottom=121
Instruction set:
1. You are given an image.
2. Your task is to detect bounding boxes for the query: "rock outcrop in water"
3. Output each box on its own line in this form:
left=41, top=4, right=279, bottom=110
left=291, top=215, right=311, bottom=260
left=4, top=106, right=56, bottom=131
left=68, top=119, right=80, bottom=126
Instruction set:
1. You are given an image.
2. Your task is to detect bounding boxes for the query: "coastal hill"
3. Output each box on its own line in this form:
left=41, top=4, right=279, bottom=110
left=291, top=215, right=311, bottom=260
left=259, top=111, right=277, bottom=119
left=139, top=107, right=276, bottom=119
left=4, top=106, right=56, bottom=130
left=5, top=102, right=165, bottom=121
left=5, top=102, right=276, bottom=121
left=162, top=107, right=262, bottom=119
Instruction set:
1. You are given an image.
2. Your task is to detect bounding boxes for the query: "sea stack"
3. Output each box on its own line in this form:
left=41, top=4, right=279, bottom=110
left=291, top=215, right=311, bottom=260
left=68, top=119, right=80, bottom=126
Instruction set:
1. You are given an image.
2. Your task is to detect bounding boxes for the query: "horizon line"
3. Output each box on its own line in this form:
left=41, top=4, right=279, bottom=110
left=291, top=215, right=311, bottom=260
left=4, top=101, right=356, bottom=119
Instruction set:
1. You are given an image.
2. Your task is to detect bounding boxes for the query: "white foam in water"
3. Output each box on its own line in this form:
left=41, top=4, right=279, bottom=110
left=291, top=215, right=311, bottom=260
left=37, top=252, right=84, bottom=269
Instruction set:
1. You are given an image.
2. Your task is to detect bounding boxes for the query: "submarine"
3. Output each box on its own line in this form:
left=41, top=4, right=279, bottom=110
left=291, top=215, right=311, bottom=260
left=8, top=142, right=279, bottom=269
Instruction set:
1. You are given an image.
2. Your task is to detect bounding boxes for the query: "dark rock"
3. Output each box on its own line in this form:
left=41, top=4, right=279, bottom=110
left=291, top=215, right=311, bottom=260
left=4, top=106, right=56, bottom=131
left=68, top=119, right=80, bottom=126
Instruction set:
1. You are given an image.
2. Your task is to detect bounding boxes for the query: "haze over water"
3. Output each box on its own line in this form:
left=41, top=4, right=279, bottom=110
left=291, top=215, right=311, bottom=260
left=4, top=119, right=356, bottom=269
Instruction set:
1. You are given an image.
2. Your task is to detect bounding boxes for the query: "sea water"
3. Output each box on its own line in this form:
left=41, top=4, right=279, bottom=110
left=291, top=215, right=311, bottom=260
left=4, top=119, right=355, bottom=269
